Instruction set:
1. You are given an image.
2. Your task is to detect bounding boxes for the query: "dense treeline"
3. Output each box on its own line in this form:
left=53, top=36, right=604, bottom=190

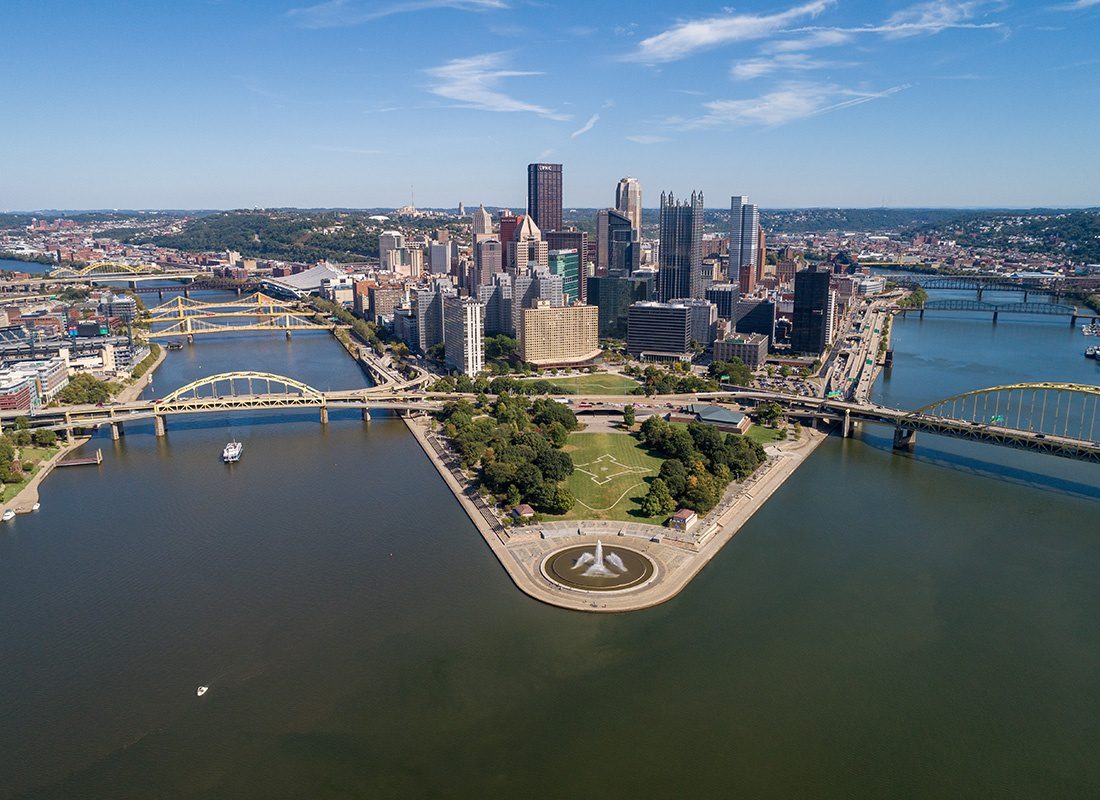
left=637, top=416, right=766, bottom=516
left=623, top=364, right=718, bottom=395
left=707, top=357, right=753, bottom=386
left=309, top=296, right=384, bottom=354
left=429, top=374, right=575, bottom=395
left=436, top=396, right=579, bottom=514
left=56, top=373, right=119, bottom=405
left=131, top=211, right=382, bottom=263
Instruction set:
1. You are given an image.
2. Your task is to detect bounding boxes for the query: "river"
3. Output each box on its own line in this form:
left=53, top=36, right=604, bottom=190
left=0, top=296, right=1097, bottom=799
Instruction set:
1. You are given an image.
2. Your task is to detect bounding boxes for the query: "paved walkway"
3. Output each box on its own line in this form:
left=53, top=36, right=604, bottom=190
left=404, top=416, right=827, bottom=613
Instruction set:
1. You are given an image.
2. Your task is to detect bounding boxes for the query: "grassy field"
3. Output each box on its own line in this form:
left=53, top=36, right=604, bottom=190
left=548, top=431, right=667, bottom=525
left=533, top=373, right=641, bottom=395
left=2, top=445, right=60, bottom=503
left=745, top=425, right=786, bottom=445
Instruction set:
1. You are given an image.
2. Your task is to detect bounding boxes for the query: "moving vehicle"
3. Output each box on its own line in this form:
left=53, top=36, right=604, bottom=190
left=196, top=686, right=209, bottom=697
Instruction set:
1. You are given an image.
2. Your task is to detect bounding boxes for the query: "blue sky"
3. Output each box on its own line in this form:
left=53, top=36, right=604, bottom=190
left=2, top=0, right=1098, bottom=210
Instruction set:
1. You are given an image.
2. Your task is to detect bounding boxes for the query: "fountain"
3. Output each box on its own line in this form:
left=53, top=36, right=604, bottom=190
left=542, top=539, right=656, bottom=591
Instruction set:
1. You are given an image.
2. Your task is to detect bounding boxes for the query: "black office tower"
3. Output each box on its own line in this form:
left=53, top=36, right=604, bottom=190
left=791, top=265, right=831, bottom=354
left=527, top=163, right=562, bottom=234
left=657, top=191, right=704, bottom=301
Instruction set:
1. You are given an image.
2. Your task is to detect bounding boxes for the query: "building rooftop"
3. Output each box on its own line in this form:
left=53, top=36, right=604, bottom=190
left=686, top=403, right=747, bottom=426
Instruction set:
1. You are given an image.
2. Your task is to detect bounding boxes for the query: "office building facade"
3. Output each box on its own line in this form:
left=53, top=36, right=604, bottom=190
left=705, top=282, right=740, bottom=320
left=548, top=249, right=581, bottom=303
left=657, top=191, right=704, bottom=301
left=615, top=177, right=642, bottom=233
left=443, top=295, right=484, bottom=377
left=586, top=275, right=653, bottom=339
left=626, top=301, right=693, bottom=361
left=527, top=163, right=562, bottom=234
left=518, top=302, right=600, bottom=367
left=791, top=266, right=832, bottom=355
left=734, top=299, right=777, bottom=346
left=713, top=332, right=769, bottom=370
left=729, top=195, right=760, bottom=293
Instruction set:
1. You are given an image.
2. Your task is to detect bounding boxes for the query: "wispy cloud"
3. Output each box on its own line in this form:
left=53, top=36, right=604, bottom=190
left=674, top=81, right=908, bottom=128
left=764, top=29, right=854, bottom=53
left=732, top=52, right=855, bottom=80
left=570, top=113, right=600, bottom=138
left=622, top=0, right=834, bottom=63
left=786, top=1, right=1003, bottom=42
left=288, top=0, right=506, bottom=28
left=1054, top=0, right=1100, bottom=8
left=626, top=135, right=670, bottom=144
left=424, top=52, right=570, bottom=120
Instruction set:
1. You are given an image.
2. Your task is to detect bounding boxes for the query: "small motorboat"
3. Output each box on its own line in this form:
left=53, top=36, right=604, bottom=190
left=31, top=503, right=40, bottom=511
left=222, top=440, right=243, bottom=463
left=196, top=686, right=209, bottom=697
left=2, top=509, right=15, bottom=522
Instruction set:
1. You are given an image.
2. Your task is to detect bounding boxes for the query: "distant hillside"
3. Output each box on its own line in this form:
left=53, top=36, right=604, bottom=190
left=905, top=209, right=1100, bottom=264
left=129, top=211, right=384, bottom=263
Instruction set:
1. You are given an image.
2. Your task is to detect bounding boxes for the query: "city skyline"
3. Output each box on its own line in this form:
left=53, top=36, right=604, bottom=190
left=2, top=1, right=1099, bottom=210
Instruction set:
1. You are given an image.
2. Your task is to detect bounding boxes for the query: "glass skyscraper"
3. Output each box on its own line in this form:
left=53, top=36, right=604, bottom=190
left=657, top=191, right=704, bottom=301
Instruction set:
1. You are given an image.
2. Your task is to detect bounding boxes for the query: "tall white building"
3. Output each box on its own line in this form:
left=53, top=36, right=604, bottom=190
left=378, top=230, right=404, bottom=271
left=615, top=177, right=642, bottom=234
left=729, top=195, right=760, bottom=287
left=443, top=295, right=484, bottom=377
left=471, top=204, right=493, bottom=236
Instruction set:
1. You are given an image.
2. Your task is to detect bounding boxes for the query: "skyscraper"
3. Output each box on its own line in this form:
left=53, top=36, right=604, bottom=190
left=615, top=177, right=642, bottom=233
left=443, top=295, right=484, bottom=377
left=791, top=265, right=832, bottom=355
left=548, top=249, right=581, bottom=303
left=509, top=215, right=548, bottom=273
left=471, top=204, right=493, bottom=236
left=498, top=213, right=519, bottom=272
left=527, top=163, right=563, bottom=233
left=474, top=238, right=502, bottom=286
left=729, top=195, right=760, bottom=293
left=657, top=191, right=704, bottom=301
left=605, top=209, right=639, bottom=277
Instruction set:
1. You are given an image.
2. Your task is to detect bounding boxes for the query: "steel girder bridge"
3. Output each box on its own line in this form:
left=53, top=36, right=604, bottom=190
left=147, top=293, right=333, bottom=339
left=896, top=298, right=1093, bottom=324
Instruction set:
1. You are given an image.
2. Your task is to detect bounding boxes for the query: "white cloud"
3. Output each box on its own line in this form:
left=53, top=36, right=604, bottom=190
left=765, top=29, right=855, bottom=52
left=424, top=52, right=570, bottom=120
left=570, top=114, right=600, bottom=138
left=676, top=81, right=908, bottom=128
left=786, top=1, right=1003, bottom=42
left=732, top=52, right=854, bottom=80
left=626, top=135, right=670, bottom=144
left=622, top=0, right=834, bottom=63
left=288, top=0, right=506, bottom=28
left=1055, top=0, right=1100, bottom=8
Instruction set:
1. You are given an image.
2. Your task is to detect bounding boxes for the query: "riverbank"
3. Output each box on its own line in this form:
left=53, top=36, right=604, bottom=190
left=5, top=434, right=92, bottom=515
left=117, top=343, right=166, bottom=403
left=404, top=414, right=827, bottom=613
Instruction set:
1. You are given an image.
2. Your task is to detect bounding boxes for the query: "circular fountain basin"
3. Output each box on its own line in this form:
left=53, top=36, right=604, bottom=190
left=541, top=543, right=657, bottom=592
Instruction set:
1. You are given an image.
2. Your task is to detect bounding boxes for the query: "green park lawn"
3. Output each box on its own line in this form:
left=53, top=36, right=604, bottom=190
left=548, top=431, right=668, bottom=525
left=532, top=373, right=641, bottom=395
left=745, top=424, right=787, bottom=445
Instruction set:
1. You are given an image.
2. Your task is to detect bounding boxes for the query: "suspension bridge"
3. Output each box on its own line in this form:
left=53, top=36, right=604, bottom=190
left=146, top=292, right=335, bottom=339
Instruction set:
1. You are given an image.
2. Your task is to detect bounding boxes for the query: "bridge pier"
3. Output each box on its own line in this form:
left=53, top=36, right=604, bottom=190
left=1070, top=313, right=1077, bottom=327
left=110, top=422, right=123, bottom=440
left=154, top=415, right=166, bottom=437
left=320, top=406, right=329, bottom=425
left=841, top=408, right=852, bottom=438
left=186, top=333, right=194, bottom=345
left=362, top=408, right=372, bottom=421
left=892, top=427, right=917, bottom=452
left=183, top=287, right=190, bottom=298
left=976, top=287, right=983, bottom=301
left=992, top=310, right=999, bottom=324
left=285, top=329, right=292, bottom=340
left=919, top=308, right=924, bottom=320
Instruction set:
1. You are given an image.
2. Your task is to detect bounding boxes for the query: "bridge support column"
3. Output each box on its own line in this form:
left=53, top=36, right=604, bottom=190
left=183, top=287, right=190, bottom=298
left=362, top=408, right=371, bottom=421
left=992, top=310, right=999, bottom=324
left=919, top=308, right=924, bottom=320
left=110, top=422, right=122, bottom=440
left=842, top=408, right=851, bottom=438
left=1070, top=314, right=1077, bottom=328
left=154, top=415, right=166, bottom=438
left=158, top=289, right=164, bottom=300
left=1023, top=290, right=1029, bottom=303
left=976, top=287, right=983, bottom=301
left=186, top=334, right=194, bottom=345
left=285, top=329, right=292, bottom=340
left=320, top=406, right=329, bottom=425
left=892, top=427, right=917, bottom=452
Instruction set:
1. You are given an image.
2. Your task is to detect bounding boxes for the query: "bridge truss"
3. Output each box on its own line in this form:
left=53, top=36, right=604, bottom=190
left=894, top=383, right=1100, bottom=462
left=918, top=299, right=1077, bottom=316
left=50, top=261, right=162, bottom=278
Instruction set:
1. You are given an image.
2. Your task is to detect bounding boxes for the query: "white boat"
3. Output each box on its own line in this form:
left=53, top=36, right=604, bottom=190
left=196, top=686, right=209, bottom=697
left=222, top=441, right=243, bottom=463
left=2, top=509, right=14, bottom=521
left=31, top=503, right=40, bottom=512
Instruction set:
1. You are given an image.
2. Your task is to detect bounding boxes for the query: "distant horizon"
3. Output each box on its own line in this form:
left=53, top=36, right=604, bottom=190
left=5, top=205, right=1099, bottom=215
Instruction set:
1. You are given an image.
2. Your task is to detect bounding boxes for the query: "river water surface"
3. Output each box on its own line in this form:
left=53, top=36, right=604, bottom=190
left=0, top=298, right=1097, bottom=799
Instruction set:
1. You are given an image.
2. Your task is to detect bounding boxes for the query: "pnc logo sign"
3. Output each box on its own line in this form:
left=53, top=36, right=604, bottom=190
left=537, top=165, right=557, bottom=172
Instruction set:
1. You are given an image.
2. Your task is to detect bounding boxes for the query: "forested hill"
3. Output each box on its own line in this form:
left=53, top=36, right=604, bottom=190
left=904, top=209, right=1100, bottom=264
left=128, top=211, right=384, bottom=263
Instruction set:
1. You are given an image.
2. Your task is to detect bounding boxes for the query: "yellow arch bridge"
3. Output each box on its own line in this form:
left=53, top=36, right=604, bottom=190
left=12, top=376, right=1100, bottom=463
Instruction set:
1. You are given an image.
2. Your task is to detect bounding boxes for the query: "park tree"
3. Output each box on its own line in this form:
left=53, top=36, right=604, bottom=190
left=544, top=420, right=568, bottom=448
left=622, top=404, right=635, bottom=428
left=505, top=484, right=522, bottom=508
left=32, top=429, right=57, bottom=447
left=535, top=448, right=574, bottom=482
left=641, top=478, right=676, bottom=517
left=756, top=402, right=784, bottom=428
left=658, top=459, right=689, bottom=497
